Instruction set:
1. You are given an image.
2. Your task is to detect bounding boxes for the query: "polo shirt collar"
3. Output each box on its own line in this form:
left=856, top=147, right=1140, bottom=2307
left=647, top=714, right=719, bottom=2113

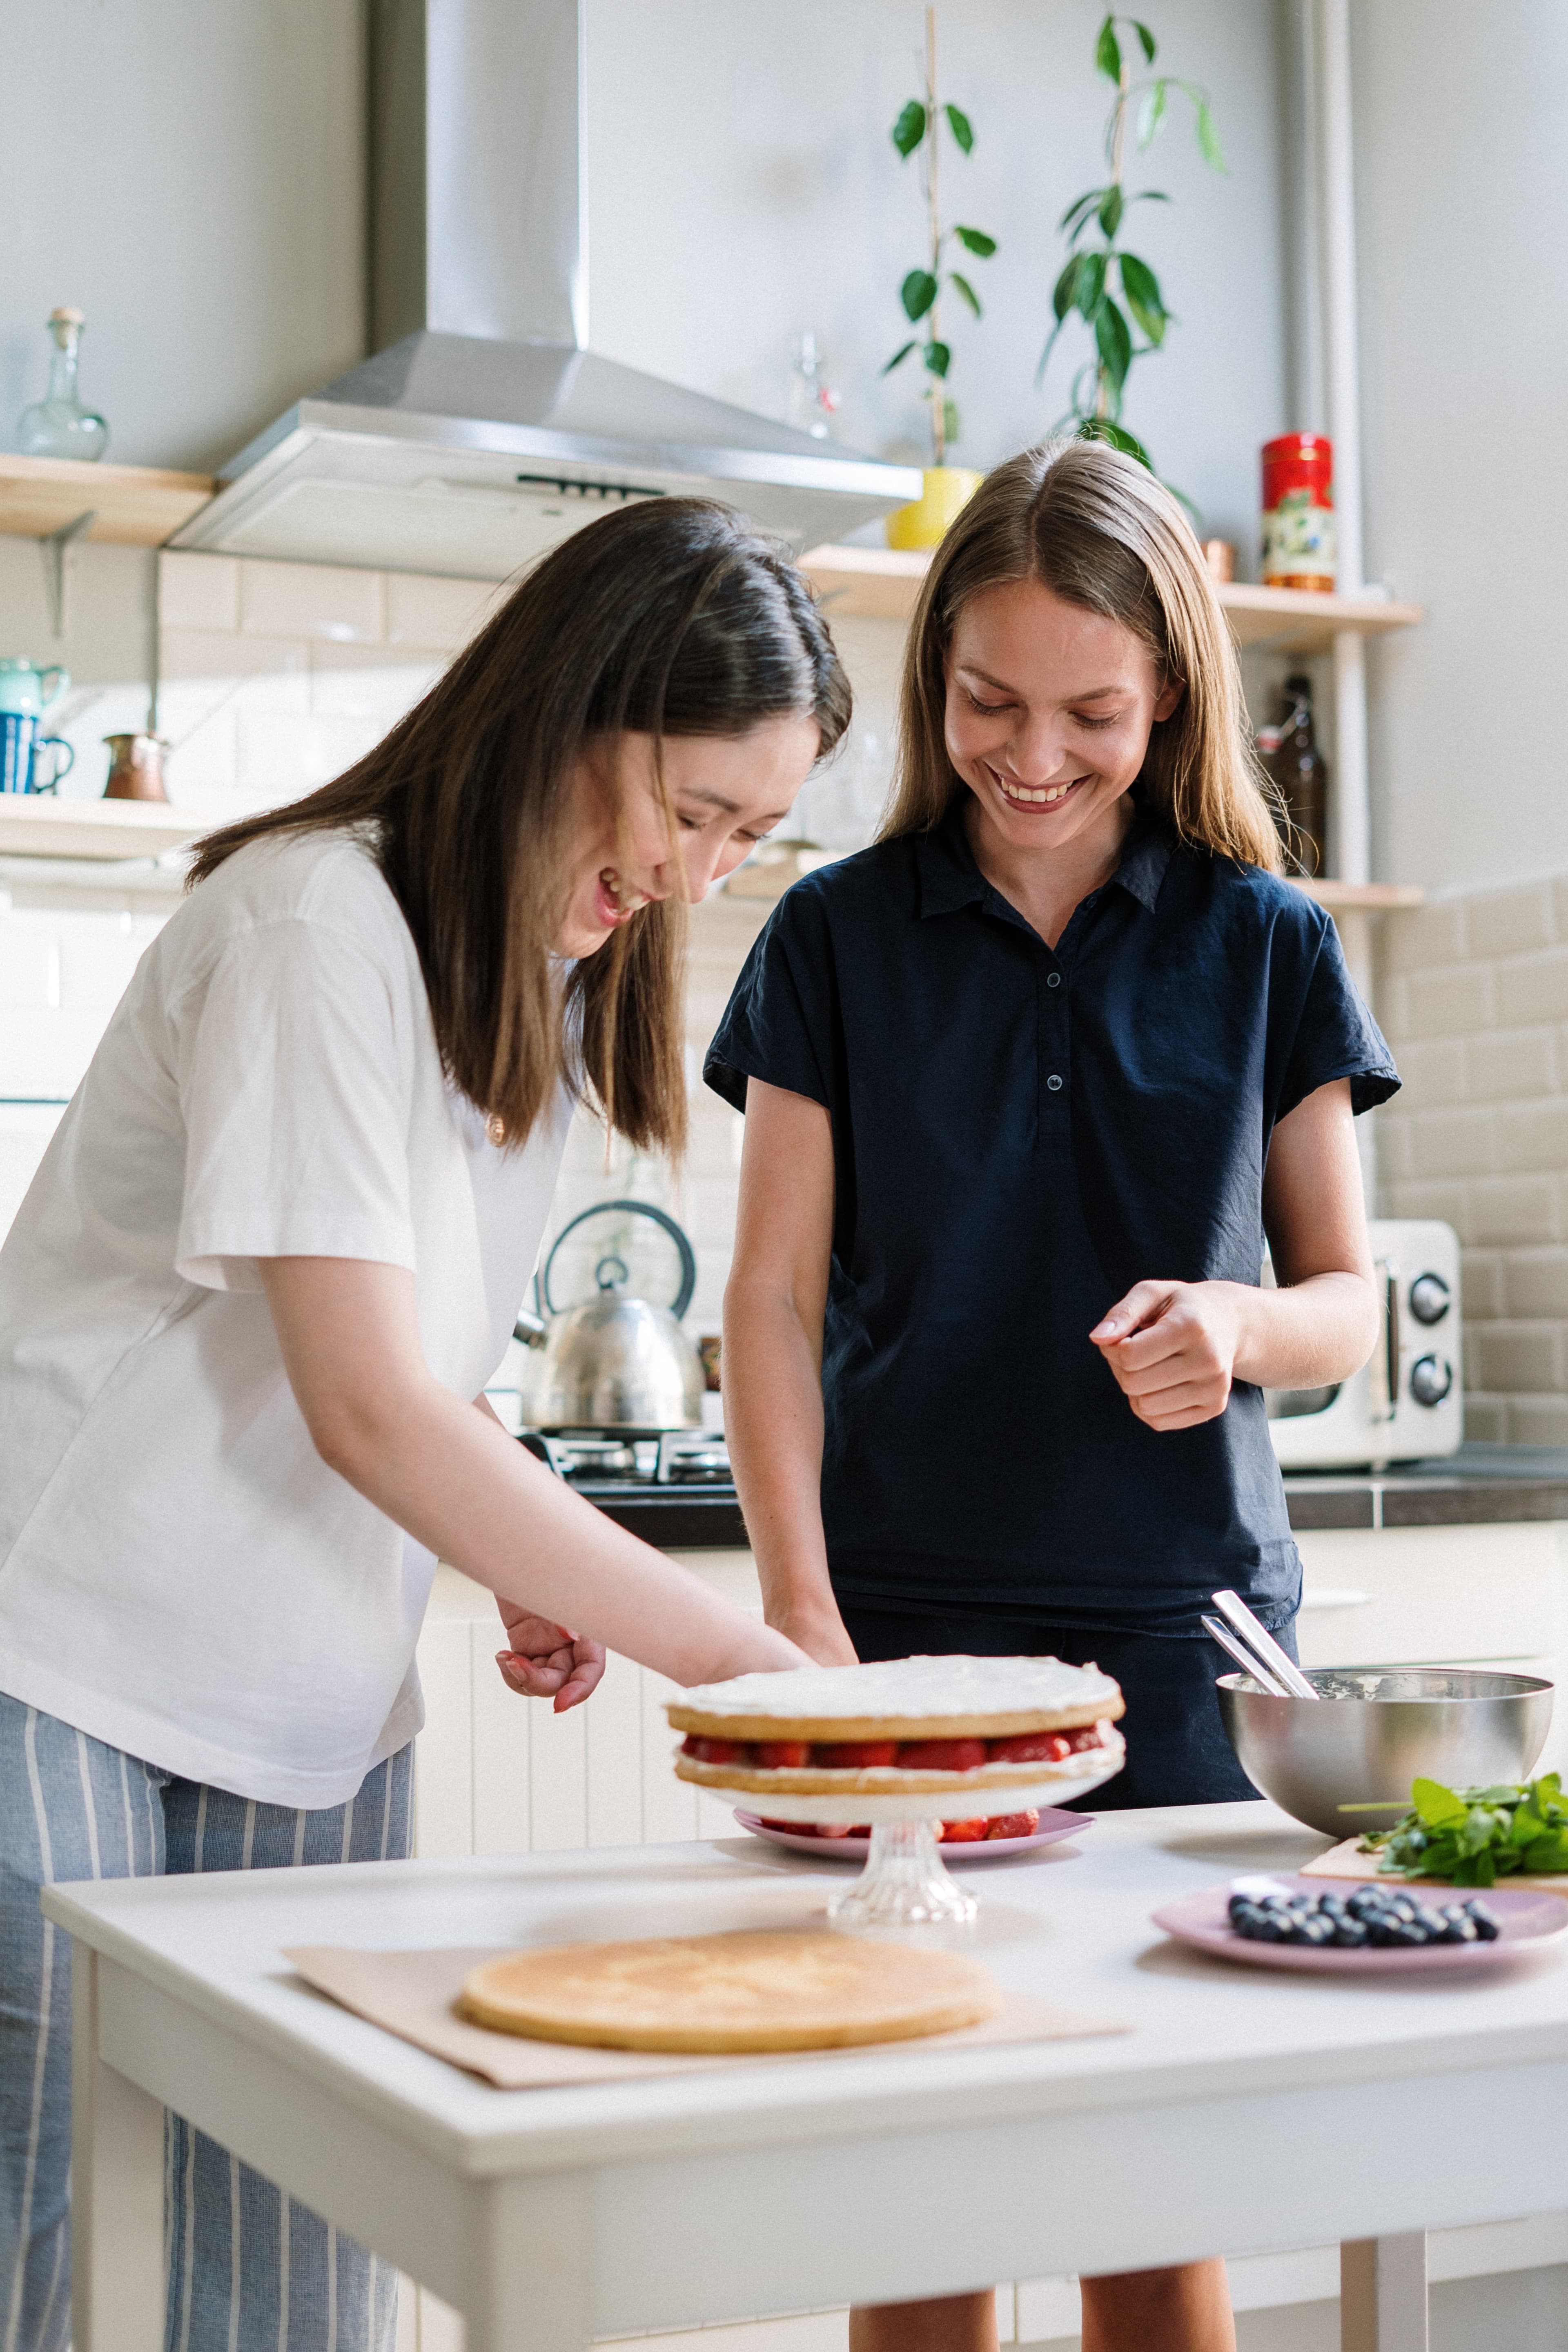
left=914, top=791, right=1174, bottom=920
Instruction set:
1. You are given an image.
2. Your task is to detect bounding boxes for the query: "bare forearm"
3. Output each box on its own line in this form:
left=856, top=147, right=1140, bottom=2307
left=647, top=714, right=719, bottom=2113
left=321, top=1374, right=802, bottom=1687
left=724, top=1277, right=855, bottom=1662
left=1230, top=1270, right=1379, bottom=1391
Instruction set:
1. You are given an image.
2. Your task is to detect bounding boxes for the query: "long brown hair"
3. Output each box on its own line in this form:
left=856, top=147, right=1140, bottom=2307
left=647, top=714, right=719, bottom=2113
left=190, top=499, right=851, bottom=1152
left=882, top=439, right=1282, bottom=871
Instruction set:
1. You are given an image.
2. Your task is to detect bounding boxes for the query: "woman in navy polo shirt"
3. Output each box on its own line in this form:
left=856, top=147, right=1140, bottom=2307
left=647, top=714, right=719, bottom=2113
left=709, top=441, right=1397, bottom=2352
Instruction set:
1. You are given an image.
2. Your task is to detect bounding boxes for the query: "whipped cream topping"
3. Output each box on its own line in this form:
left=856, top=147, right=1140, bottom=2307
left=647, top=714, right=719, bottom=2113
left=675, top=1653, right=1120, bottom=1721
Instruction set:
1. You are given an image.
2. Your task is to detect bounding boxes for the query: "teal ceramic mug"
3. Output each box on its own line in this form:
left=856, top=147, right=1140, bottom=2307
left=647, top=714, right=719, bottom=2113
left=0, top=659, right=69, bottom=718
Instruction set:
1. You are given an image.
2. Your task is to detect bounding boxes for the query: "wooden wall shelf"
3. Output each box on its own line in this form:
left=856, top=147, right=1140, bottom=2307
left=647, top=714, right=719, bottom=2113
left=799, top=542, right=1423, bottom=653
left=0, top=454, right=215, bottom=547
left=1294, top=879, right=1423, bottom=912
left=0, top=795, right=208, bottom=861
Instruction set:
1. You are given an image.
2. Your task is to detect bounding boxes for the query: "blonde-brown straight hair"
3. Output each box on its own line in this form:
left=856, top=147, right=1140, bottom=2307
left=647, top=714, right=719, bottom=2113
left=189, top=499, right=850, bottom=1155
left=882, top=439, right=1282, bottom=871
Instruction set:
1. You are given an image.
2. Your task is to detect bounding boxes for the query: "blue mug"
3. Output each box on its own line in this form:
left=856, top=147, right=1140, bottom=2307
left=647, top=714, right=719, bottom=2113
left=0, top=713, right=74, bottom=794
left=28, top=733, right=74, bottom=794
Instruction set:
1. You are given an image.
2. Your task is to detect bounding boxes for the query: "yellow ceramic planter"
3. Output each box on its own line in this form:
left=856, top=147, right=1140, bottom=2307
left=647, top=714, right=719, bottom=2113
left=885, top=466, right=983, bottom=551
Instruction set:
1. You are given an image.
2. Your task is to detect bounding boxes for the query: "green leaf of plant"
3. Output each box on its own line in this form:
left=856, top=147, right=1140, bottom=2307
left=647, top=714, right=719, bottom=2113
left=882, top=339, right=919, bottom=376
left=944, top=102, right=974, bottom=154
left=1095, top=295, right=1133, bottom=389
left=1098, top=184, right=1124, bottom=239
left=954, top=223, right=998, bottom=257
left=892, top=100, right=928, bottom=158
left=1095, top=16, right=1122, bottom=81
left=1411, top=1777, right=1468, bottom=1828
left=1080, top=415, right=1154, bottom=471
left=949, top=270, right=982, bottom=318
left=1133, top=19, right=1157, bottom=62
left=1052, top=256, right=1083, bottom=323
left=1129, top=188, right=1171, bottom=206
left=1119, top=251, right=1167, bottom=343
left=1136, top=80, right=1168, bottom=148
left=1036, top=316, right=1069, bottom=386
left=1059, top=188, right=1107, bottom=238
left=1195, top=98, right=1227, bottom=172
left=924, top=339, right=952, bottom=379
left=1076, top=251, right=1108, bottom=319
left=900, top=268, right=939, bottom=322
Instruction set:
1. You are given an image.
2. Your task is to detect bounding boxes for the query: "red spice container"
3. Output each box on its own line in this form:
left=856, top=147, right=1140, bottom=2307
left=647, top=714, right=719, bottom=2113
left=1260, top=433, right=1336, bottom=592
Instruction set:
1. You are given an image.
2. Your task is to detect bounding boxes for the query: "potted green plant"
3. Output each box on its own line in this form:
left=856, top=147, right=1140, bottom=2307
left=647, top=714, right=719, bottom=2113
left=882, top=5, right=998, bottom=548
left=1040, top=13, right=1224, bottom=483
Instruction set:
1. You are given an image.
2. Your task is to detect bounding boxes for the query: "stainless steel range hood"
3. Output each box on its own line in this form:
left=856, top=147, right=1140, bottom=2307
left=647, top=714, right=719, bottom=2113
left=171, top=0, right=919, bottom=580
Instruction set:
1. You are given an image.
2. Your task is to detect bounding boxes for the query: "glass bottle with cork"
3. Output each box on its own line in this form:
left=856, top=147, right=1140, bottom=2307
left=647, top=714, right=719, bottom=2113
left=16, top=308, right=109, bottom=463
left=1256, top=673, right=1329, bottom=876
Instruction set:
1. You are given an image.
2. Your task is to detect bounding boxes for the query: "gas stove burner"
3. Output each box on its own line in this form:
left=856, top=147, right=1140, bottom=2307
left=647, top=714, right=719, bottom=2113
left=522, top=1430, right=734, bottom=1489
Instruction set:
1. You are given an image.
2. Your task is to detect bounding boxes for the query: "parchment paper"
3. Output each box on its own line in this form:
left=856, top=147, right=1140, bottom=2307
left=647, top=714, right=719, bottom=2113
left=283, top=1943, right=1127, bottom=2089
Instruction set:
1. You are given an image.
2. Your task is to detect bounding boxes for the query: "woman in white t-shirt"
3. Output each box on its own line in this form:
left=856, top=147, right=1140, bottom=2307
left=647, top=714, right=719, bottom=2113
left=0, top=499, right=838, bottom=2352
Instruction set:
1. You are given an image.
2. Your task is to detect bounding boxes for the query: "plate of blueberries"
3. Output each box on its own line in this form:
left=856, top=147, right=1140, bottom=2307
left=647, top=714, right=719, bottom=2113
left=1152, top=1873, right=1568, bottom=1973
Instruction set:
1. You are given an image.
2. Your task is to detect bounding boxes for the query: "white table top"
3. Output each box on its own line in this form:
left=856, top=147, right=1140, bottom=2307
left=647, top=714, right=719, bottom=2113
left=43, top=1801, right=1568, bottom=2181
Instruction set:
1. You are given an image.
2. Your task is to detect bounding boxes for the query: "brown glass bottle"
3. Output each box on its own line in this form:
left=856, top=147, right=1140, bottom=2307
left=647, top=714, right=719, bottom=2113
left=1262, top=672, right=1328, bottom=875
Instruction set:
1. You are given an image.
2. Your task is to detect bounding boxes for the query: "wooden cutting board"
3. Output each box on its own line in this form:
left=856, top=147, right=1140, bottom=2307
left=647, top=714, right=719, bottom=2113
left=458, top=1927, right=1001, bottom=2053
left=1303, top=1838, right=1568, bottom=1891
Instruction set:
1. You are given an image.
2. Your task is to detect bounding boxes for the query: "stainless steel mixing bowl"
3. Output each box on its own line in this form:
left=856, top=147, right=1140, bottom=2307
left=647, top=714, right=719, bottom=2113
left=1218, top=1667, right=1555, bottom=1838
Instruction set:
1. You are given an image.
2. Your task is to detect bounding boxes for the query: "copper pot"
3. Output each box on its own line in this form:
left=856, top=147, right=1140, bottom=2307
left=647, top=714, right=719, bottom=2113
left=103, top=733, right=168, bottom=802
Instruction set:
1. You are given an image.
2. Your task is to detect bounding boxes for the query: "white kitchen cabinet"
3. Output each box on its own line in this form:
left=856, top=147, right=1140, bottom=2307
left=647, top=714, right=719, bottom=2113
left=1295, top=1521, right=1568, bottom=1776
left=412, top=1553, right=756, bottom=1862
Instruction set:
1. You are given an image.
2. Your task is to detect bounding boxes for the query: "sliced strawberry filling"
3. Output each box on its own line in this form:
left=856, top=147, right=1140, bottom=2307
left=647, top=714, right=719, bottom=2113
left=682, top=1722, right=1109, bottom=1769
left=771, top=1810, right=1043, bottom=1842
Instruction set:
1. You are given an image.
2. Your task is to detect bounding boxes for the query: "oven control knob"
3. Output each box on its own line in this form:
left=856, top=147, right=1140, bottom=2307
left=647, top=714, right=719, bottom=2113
left=1410, top=1354, right=1454, bottom=1407
left=1408, top=1272, right=1451, bottom=1326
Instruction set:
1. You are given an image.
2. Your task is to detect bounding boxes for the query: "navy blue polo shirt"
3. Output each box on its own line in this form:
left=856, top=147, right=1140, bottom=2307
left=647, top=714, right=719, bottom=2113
left=705, top=798, right=1399, bottom=1634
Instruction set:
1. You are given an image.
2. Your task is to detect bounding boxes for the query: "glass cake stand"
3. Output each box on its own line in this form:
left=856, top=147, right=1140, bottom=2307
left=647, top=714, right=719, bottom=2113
left=705, top=1758, right=1125, bottom=1927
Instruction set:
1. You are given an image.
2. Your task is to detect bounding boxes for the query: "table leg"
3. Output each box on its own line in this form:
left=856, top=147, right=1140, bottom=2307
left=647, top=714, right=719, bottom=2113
left=1341, top=2233, right=1428, bottom=2352
left=71, top=1948, right=165, bottom=2352
left=461, top=2173, right=592, bottom=2352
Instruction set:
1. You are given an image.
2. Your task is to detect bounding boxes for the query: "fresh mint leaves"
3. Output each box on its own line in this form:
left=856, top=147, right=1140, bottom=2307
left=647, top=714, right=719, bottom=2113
left=1358, top=1774, right=1568, bottom=1887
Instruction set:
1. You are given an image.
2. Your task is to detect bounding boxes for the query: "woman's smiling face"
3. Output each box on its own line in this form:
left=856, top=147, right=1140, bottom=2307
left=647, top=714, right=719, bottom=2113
left=944, top=575, right=1182, bottom=860
left=554, top=713, right=822, bottom=958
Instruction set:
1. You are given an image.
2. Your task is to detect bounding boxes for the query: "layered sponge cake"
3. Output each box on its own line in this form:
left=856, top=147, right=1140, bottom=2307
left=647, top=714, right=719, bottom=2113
left=669, top=1655, right=1126, bottom=1800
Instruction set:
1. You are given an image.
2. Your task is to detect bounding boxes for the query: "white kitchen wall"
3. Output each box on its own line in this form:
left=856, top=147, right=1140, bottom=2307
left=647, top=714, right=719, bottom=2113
left=1352, top=0, right=1568, bottom=892
left=587, top=0, right=1289, bottom=545
left=0, top=0, right=364, bottom=472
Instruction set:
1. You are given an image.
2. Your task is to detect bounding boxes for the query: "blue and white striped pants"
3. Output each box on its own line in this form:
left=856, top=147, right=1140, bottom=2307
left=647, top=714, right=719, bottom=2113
left=0, top=1692, right=412, bottom=2352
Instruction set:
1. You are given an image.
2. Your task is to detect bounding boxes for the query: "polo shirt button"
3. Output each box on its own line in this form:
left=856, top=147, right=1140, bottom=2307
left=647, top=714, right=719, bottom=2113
left=1046, top=1073, right=1064, bottom=1092
left=1046, top=972, right=1062, bottom=988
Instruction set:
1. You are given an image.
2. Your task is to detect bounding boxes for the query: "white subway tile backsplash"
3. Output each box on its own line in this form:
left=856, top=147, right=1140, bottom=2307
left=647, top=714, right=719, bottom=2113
left=159, top=551, right=241, bottom=634
left=1379, top=864, right=1568, bottom=1434
left=160, top=626, right=310, bottom=687
left=1466, top=881, right=1558, bottom=961
left=385, top=572, right=501, bottom=650
left=0, top=930, right=58, bottom=1011
left=163, top=706, right=239, bottom=801
left=1495, top=945, right=1568, bottom=1028
left=57, top=927, right=152, bottom=1013
left=307, top=645, right=445, bottom=721
left=239, top=559, right=387, bottom=645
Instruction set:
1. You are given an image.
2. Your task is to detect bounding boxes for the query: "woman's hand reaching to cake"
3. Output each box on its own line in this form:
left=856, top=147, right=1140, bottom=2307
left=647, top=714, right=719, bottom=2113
left=494, top=1606, right=607, bottom=1711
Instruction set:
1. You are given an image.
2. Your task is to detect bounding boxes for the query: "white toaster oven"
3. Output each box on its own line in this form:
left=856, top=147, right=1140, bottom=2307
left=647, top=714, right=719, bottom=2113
left=1266, top=1218, right=1462, bottom=1468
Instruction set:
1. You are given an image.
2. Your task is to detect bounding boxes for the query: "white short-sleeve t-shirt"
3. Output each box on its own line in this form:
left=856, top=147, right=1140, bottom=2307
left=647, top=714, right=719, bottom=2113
left=0, top=830, right=572, bottom=1806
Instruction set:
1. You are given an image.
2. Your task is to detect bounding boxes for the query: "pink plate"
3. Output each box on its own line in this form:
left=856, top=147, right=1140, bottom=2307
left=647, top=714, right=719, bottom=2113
left=733, top=1808, right=1094, bottom=1864
left=1153, top=1874, right=1568, bottom=1974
